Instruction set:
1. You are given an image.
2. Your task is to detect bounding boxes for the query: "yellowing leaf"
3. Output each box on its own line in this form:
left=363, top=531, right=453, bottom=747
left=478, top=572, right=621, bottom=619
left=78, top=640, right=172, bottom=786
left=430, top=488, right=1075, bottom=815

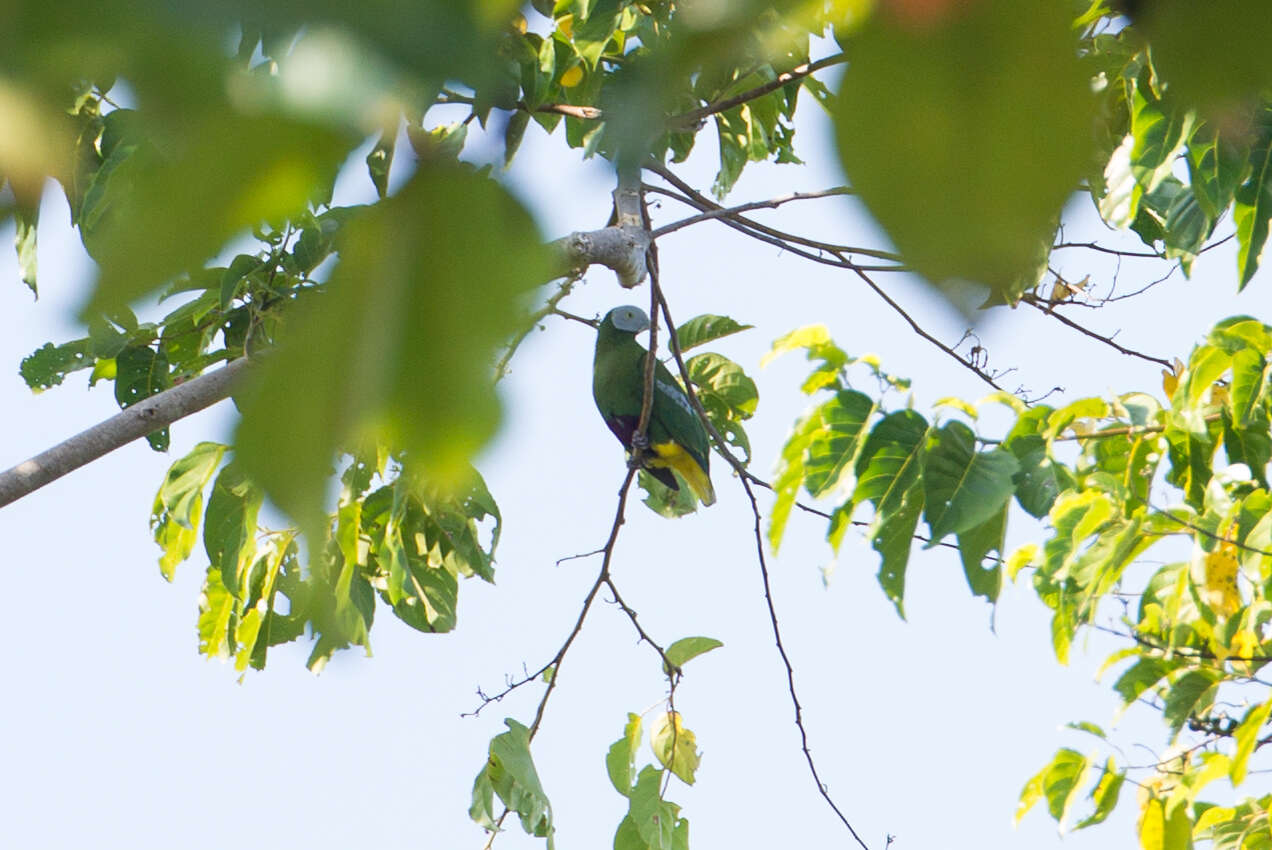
left=559, top=65, right=584, bottom=88
left=1161, top=357, right=1184, bottom=399
left=1006, top=543, right=1039, bottom=581
left=1201, top=541, right=1241, bottom=618
left=651, top=711, right=700, bottom=785
left=762, top=324, right=831, bottom=367
left=557, top=12, right=574, bottom=39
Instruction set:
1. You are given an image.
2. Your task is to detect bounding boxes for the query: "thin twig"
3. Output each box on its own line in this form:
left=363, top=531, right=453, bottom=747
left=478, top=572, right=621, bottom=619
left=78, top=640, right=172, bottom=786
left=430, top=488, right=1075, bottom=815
left=643, top=165, right=903, bottom=263
left=740, top=475, right=872, bottom=850
left=494, top=276, right=578, bottom=382
left=668, top=54, right=848, bottom=128
left=649, top=188, right=853, bottom=239
left=848, top=264, right=1007, bottom=391
left=1019, top=294, right=1174, bottom=369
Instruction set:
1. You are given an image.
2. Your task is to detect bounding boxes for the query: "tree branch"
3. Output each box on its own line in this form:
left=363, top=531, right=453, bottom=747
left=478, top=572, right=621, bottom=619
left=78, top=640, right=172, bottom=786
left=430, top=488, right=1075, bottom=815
left=649, top=187, right=853, bottom=239
left=740, top=475, right=872, bottom=850
left=668, top=54, right=848, bottom=129
left=1019, top=294, right=1174, bottom=369
left=0, top=357, right=250, bottom=508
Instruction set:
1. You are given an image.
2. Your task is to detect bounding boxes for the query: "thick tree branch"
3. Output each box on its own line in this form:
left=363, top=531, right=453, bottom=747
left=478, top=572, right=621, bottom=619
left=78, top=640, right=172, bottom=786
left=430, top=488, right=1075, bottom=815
left=0, top=357, right=250, bottom=508
left=545, top=165, right=649, bottom=288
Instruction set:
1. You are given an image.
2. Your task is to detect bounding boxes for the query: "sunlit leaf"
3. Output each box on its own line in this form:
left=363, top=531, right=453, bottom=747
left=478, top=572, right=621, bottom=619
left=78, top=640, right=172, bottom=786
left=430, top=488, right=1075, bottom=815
left=606, top=713, right=642, bottom=797
left=651, top=711, right=699, bottom=786
left=674, top=314, right=753, bottom=352
left=151, top=441, right=227, bottom=580
left=663, top=636, right=723, bottom=672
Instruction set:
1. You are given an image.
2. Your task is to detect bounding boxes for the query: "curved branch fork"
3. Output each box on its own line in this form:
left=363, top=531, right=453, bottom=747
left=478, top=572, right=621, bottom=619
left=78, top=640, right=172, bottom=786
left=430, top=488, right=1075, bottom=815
left=548, top=164, right=650, bottom=288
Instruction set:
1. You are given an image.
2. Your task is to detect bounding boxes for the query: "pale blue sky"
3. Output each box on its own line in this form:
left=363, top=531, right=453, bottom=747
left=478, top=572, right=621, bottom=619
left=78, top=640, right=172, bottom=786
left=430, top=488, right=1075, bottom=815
left=0, top=57, right=1261, bottom=850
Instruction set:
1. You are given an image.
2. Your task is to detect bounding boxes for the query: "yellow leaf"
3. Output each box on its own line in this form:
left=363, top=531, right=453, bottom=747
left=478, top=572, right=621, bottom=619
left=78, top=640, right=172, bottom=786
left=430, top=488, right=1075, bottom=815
left=933, top=396, right=978, bottom=419
left=559, top=65, right=584, bottom=88
left=1202, top=541, right=1241, bottom=618
left=1006, top=543, right=1039, bottom=581
left=1161, top=357, right=1184, bottom=399
left=651, top=711, right=700, bottom=785
left=557, top=12, right=574, bottom=39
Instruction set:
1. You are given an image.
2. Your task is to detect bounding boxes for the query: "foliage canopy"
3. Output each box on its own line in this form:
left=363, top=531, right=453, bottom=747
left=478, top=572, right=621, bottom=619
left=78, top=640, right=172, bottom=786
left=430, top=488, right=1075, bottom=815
left=5, top=1, right=1272, bottom=848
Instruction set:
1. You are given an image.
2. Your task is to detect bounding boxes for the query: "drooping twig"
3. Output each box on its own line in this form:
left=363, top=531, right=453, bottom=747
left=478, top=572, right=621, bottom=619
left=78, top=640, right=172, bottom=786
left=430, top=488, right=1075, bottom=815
left=1019, top=294, right=1174, bottom=369
left=740, top=475, right=873, bottom=850
left=847, top=264, right=1007, bottom=391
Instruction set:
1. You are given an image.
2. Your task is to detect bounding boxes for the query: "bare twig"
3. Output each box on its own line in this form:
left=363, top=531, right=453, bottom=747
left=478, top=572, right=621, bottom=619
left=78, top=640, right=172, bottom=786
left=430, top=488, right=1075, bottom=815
left=848, top=265, right=1007, bottom=391
left=643, top=164, right=903, bottom=263
left=494, top=276, right=578, bottom=382
left=1019, top=294, right=1174, bottom=369
left=649, top=188, right=853, bottom=239
left=740, top=475, right=872, bottom=850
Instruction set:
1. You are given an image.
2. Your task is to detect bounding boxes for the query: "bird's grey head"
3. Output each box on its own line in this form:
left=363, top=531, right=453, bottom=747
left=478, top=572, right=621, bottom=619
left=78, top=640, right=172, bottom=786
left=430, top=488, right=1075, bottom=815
left=608, top=305, right=650, bottom=333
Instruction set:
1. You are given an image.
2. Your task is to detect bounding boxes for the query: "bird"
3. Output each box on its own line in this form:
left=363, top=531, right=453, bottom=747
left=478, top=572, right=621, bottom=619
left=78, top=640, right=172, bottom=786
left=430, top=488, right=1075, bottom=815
left=592, top=305, right=716, bottom=506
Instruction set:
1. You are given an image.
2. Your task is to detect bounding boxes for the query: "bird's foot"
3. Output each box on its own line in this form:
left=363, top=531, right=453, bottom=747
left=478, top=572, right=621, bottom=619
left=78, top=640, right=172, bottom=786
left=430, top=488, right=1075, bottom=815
left=630, top=431, right=650, bottom=451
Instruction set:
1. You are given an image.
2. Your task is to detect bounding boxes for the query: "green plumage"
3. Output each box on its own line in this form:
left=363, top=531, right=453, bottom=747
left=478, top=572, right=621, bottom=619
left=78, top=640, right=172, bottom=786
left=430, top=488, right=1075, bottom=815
left=593, top=305, right=715, bottom=505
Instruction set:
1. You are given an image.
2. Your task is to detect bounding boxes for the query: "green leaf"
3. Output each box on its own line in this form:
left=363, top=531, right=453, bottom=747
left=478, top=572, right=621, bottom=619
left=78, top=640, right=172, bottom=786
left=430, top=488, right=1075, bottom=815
left=1234, top=109, right=1272, bottom=289
left=639, top=469, right=698, bottom=519
left=233, top=162, right=546, bottom=531
left=1162, top=670, right=1220, bottom=741
left=202, top=462, right=263, bottom=599
left=674, top=314, right=753, bottom=352
left=834, top=0, right=1093, bottom=298
left=1230, top=696, right=1272, bottom=785
left=114, top=345, right=171, bottom=450
left=651, top=711, right=699, bottom=786
left=1230, top=348, right=1269, bottom=428
left=1112, top=657, right=1171, bottom=708
left=1188, top=123, right=1250, bottom=223
left=197, top=567, right=235, bottom=659
left=663, top=636, right=723, bottom=673
left=1006, top=435, right=1061, bottom=518
left=803, top=390, right=876, bottom=498
left=573, top=0, right=622, bottom=69
left=1074, top=758, right=1124, bottom=830
left=1042, top=748, right=1090, bottom=827
left=956, top=503, right=1006, bottom=603
left=366, top=126, right=396, bottom=199
left=83, top=104, right=351, bottom=313
left=606, top=713, right=642, bottom=797
left=685, top=352, right=758, bottom=418
left=628, top=765, right=682, bottom=850
left=14, top=204, right=37, bottom=296
left=854, top=410, right=930, bottom=616
left=19, top=339, right=93, bottom=390
left=504, top=109, right=530, bottom=166
left=1129, top=81, right=1195, bottom=200
left=769, top=411, right=820, bottom=552
left=151, top=441, right=228, bottom=581
left=922, top=421, right=1019, bottom=544
left=471, top=719, right=554, bottom=844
